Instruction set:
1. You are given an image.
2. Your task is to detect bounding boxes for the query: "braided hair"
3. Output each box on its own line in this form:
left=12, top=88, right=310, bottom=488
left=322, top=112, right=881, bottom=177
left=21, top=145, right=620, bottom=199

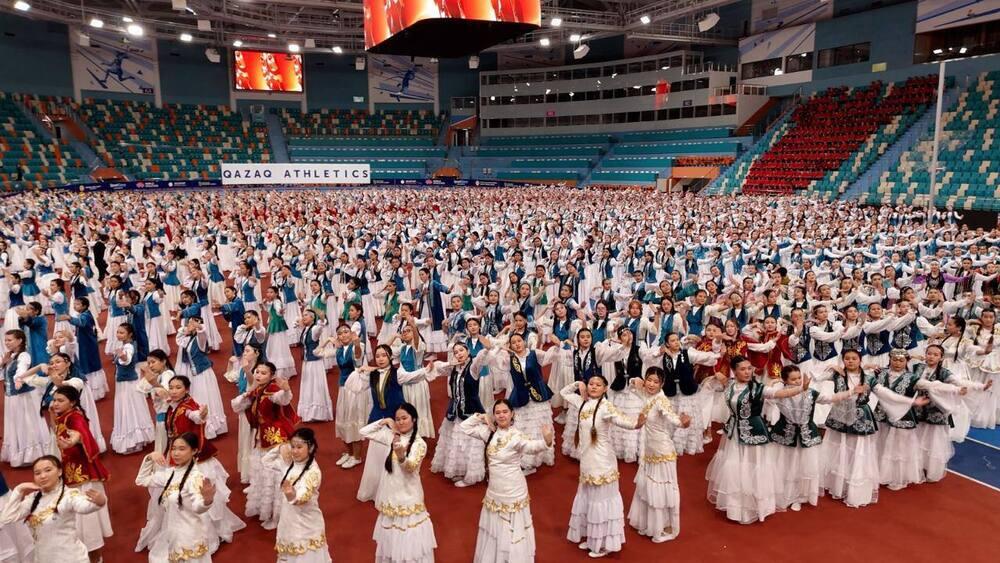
left=158, top=433, right=199, bottom=508
left=575, top=374, right=608, bottom=448
left=281, top=428, right=318, bottom=487
left=384, top=402, right=419, bottom=474
left=26, top=456, right=65, bottom=522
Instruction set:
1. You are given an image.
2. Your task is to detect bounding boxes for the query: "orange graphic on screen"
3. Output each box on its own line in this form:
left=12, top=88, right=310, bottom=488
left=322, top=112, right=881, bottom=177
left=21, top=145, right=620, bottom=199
left=233, top=50, right=303, bottom=92
left=365, top=0, right=540, bottom=49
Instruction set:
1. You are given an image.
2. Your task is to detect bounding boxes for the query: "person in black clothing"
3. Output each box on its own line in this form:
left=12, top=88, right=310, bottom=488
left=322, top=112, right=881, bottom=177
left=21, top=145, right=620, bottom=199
left=93, top=234, right=109, bottom=281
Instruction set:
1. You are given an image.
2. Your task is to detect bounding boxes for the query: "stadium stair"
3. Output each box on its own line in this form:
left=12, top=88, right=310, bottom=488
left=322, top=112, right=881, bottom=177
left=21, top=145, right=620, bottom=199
left=265, top=112, right=290, bottom=164
left=0, top=93, right=92, bottom=190
left=841, top=85, right=960, bottom=201
left=864, top=71, right=1000, bottom=210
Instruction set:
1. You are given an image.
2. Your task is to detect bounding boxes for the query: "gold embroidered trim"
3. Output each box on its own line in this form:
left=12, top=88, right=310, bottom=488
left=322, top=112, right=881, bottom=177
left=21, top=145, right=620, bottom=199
left=290, top=470, right=320, bottom=504
left=62, top=463, right=87, bottom=486
left=262, top=427, right=287, bottom=447
left=486, top=432, right=519, bottom=456
left=275, top=534, right=327, bottom=555
left=26, top=506, right=55, bottom=532
left=640, top=395, right=670, bottom=417
left=642, top=452, right=678, bottom=464
left=482, top=496, right=530, bottom=514
left=380, top=514, right=431, bottom=531
left=579, top=470, right=620, bottom=486
left=169, top=542, right=209, bottom=562
left=395, top=440, right=426, bottom=471
left=377, top=502, right=426, bottom=518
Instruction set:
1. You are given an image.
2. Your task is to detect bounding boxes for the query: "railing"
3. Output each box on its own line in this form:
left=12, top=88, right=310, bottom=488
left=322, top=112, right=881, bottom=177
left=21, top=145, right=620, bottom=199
left=683, top=62, right=735, bottom=75
left=713, top=84, right=767, bottom=97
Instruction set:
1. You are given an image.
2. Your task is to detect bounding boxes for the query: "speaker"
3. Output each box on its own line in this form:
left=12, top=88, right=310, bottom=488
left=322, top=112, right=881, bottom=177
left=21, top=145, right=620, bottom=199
left=698, top=13, right=720, bottom=32
left=78, top=33, right=90, bottom=47
left=197, top=19, right=211, bottom=31
left=355, top=56, right=366, bottom=71
left=468, top=55, right=479, bottom=69
left=172, top=0, right=187, bottom=10
left=573, top=44, right=590, bottom=60
left=205, top=48, right=220, bottom=63
left=304, top=38, right=316, bottom=48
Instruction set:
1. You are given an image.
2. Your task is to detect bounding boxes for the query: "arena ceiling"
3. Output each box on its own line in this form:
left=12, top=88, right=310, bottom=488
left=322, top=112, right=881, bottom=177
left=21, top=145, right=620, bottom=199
left=1, top=0, right=741, bottom=53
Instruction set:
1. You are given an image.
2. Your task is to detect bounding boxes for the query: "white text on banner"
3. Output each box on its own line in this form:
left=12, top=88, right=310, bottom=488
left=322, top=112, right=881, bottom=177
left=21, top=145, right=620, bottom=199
left=220, top=163, right=371, bottom=185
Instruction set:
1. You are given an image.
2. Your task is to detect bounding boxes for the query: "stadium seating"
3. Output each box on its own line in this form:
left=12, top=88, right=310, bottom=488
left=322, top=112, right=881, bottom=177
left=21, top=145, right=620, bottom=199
left=865, top=71, right=1000, bottom=211
left=0, top=93, right=90, bottom=190
left=588, top=127, right=740, bottom=185
left=78, top=100, right=271, bottom=180
left=279, top=109, right=444, bottom=180
left=742, top=77, right=937, bottom=195
left=279, top=108, right=441, bottom=137
left=705, top=115, right=791, bottom=195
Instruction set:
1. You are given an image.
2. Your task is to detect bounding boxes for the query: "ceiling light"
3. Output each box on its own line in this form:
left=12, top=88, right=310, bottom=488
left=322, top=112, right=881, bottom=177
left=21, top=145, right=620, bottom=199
left=179, top=32, right=193, bottom=42
left=569, top=92, right=574, bottom=97
left=550, top=17, right=562, bottom=27
left=526, top=82, right=531, bottom=86
left=185, top=7, right=197, bottom=16
left=933, top=48, right=943, bottom=54
left=800, top=53, right=807, bottom=57
left=89, top=17, right=104, bottom=29
left=611, top=73, right=618, bottom=78
left=661, top=65, right=669, bottom=70
left=545, top=88, right=551, bottom=94
left=13, top=1, right=30, bottom=11
left=959, top=46, right=968, bottom=54
left=540, top=37, right=550, bottom=47
left=633, top=85, right=641, bottom=89
left=267, top=32, right=277, bottom=39
left=489, top=96, right=495, bottom=101
left=569, top=33, right=581, bottom=42
left=773, top=68, right=784, bottom=75
left=640, top=15, right=651, bottom=25
left=288, top=43, right=301, bottom=53
left=122, top=16, right=134, bottom=23
left=126, top=23, right=144, bottom=37
left=232, top=39, right=243, bottom=47
left=332, top=46, right=343, bottom=54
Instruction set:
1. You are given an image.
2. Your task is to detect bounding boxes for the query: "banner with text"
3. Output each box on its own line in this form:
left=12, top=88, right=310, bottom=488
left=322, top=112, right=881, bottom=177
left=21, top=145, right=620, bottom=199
left=221, top=163, right=371, bottom=185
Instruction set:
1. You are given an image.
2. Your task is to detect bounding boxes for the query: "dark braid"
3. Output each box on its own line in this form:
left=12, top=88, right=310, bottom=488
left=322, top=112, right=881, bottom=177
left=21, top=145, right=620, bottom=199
left=574, top=398, right=587, bottom=448
left=175, top=462, right=195, bottom=508
left=157, top=472, right=175, bottom=506
left=483, top=429, right=497, bottom=481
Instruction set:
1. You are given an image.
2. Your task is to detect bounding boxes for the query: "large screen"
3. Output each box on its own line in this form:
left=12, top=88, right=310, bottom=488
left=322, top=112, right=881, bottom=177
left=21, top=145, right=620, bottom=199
left=364, top=0, right=541, bottom=51
left=233, top=50, right=303, bottom=93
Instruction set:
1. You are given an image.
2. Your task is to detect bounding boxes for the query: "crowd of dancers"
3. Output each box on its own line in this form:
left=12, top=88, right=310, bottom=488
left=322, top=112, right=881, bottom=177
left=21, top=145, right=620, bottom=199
left=0, top=186, right=997, bottom=562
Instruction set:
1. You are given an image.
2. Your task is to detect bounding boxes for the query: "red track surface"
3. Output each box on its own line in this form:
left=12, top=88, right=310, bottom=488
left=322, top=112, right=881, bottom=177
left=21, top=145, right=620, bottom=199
left=2, top=304, right=997, bottom=563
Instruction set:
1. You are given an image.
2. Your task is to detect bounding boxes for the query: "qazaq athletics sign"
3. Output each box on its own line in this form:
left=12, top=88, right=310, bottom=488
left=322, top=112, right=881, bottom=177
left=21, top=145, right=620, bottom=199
left=220, top=163, right=371, bottom=185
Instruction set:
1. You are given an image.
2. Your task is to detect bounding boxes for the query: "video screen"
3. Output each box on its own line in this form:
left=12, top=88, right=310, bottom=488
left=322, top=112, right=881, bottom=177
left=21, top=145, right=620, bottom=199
left=233, top=50, right=303, bottom=93
left=364, top=0, right=541, bottom=50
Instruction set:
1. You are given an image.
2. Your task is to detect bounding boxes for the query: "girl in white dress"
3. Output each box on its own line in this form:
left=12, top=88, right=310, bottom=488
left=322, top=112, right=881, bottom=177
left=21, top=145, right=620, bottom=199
left=938, top=316, right=989, bottom=441
left=392, top=310, right=435, bottom=439
left=175, top=317, right=228, bottom=439
left=1, top=330, right=56, bottom=467
left=561, top=376, right=645, bottom=559
left=360, top=403, right=437, bottom=563
left=134, top=434, right=217, bottom=563
left=222, top=345, right=261, bottom=484
left=296, top=310, right=334, bottom=422
left=0, top=470, right=33, bottom=563
left=428, top=341, right=493, bottom=488
left=627, top=369, right=691, bottom=543
left=329, top=326, right=367, bottom=469
left=109, top=323, right=156, bottom=454
left=264, top=428, right=332, bottom=563
left=264, top=287, right=297, bottom=379
left=968, top=309, right=1000, bottom=428
left=136, top=349, right=177, bottom=453
left=0, top=456, right=107, bottom=563
left=705, top=356, right=803, bottom=524
left=461, top=399, right=554, bottom=563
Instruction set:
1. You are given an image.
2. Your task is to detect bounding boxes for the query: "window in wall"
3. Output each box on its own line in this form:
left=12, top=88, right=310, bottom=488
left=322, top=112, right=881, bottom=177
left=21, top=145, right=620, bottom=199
left=785, top=52, right=813, bottom=73
left=668, top=107, right=681, bottom=119
left=695, top=105, right=709, bottom=118
left=817, top=42, right=870, bottom=68
left=741, top=57, right=782, bottom=79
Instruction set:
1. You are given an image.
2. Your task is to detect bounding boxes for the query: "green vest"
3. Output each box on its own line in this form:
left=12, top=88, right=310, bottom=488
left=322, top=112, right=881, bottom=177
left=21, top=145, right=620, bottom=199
left=769, top=388, right=823, bottom=448
left=722, top=380, right=770, bottom=446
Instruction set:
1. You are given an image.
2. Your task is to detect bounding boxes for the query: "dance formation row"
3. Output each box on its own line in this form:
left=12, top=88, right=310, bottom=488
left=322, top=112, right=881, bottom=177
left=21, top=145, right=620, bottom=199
left=0, top=188, right=997, bottom=562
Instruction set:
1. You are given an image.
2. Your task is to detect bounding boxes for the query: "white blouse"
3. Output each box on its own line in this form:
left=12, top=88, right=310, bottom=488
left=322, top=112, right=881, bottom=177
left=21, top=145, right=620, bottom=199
left=134, top=455, right=213, bottom=563
left=460, top=416, right=551, bottom=511
left=360, top=421, right=429, bottom=518
left=560, top=384, right=637, bottom=485
left=0, top=484, right=101, bottom=563
left=632, top=390, right=682, bottom=462
left=263, top=448, right=329, bottom=558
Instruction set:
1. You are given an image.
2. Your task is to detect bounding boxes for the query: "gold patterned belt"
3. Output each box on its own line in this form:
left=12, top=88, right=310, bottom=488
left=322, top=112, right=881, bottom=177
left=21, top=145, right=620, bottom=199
left=169, top=543, right=209, bottom=563
left=579, top=470, right=620, bottom=486
left=642, top=452, right=678, bottom=464
left=482, top=496, right=530, bottom=514
left=377, top=502, right=427, bottom=518
left=275, top=534, right=327, bottom=556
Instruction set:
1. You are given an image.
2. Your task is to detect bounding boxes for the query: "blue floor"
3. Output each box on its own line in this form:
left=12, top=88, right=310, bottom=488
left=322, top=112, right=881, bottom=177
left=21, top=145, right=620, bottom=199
left=952, top=427, right=1000, bottom=489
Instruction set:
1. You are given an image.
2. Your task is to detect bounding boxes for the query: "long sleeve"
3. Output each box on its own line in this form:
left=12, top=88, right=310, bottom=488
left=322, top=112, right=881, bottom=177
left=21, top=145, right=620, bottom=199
left=231, top=392, right=252, bottom=413
left=135, top=455, right=171, bottom=488
left=360, top=420, right=393, bottom=445
left=459, top=415, right=491, bottom=442
left=270, top=389, right=292, bottom=406
left=180, top=473, right=212, bottom=515
left=559, top=382, right=584, bottom=410
left=345, top=370, right=370, bottom=393
left=871, top=385, right=917, bottom=422
left=0, top=490, right=29, bottom=525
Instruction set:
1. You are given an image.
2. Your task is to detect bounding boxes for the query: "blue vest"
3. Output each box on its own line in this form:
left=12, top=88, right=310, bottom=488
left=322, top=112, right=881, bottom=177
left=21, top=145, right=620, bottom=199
left=507, top=351, right=553, bottom=408
left=811, top=322, right=839, bottom=362
left=4, top=354, right=32, bottom=396
left=687, top=305, right=706, bottom=336
left=241, top=278, right=257, bottom=303
left=864, top=328, right=892, bottom=357
left=52, top=293, right=69, bottom=317
left=891, top=320, right=923, bottom=351
left=143, top=292, right=162, bottom=319
left=399, top=344, right=418, bottom=371
left=116, top=345, right=139, bottom=382
left=445, top=362, right=484, bottom=421
left=367, top=368, right=405, bottom=423
left=181, top=336, right=213, bottom=374
left=300, top=325, right=321, bottom=362
left=336, top=345, right=356, bottom=386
